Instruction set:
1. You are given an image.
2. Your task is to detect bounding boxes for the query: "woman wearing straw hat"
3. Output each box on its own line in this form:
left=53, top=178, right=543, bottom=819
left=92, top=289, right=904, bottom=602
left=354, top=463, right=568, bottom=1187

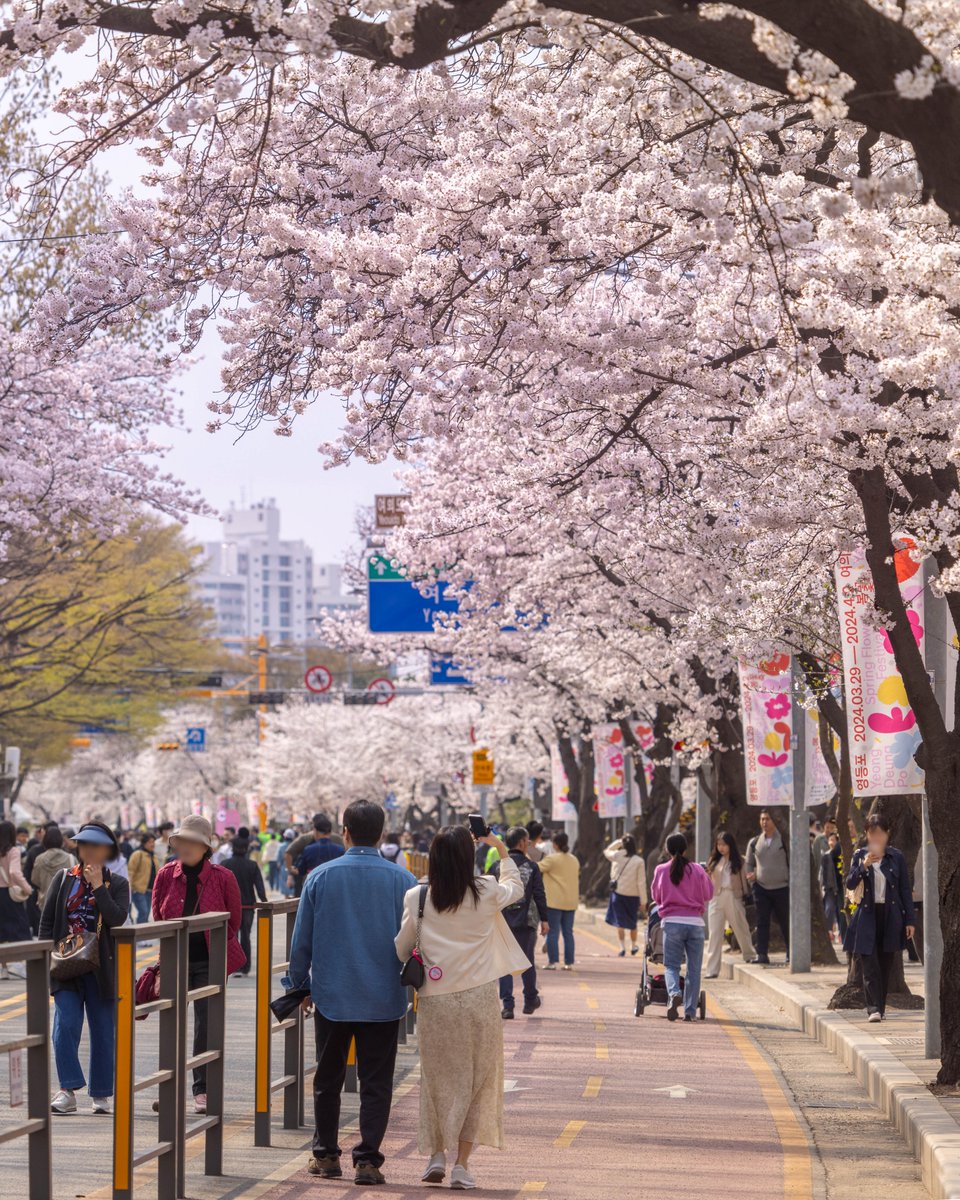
left=152, top=815, right=244, bottom=1114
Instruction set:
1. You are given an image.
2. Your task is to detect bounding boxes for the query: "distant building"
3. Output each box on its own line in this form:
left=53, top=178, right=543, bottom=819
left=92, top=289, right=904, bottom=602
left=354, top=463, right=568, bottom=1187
left=197, top=500, right=314, bottom=647
left=314, top=562, right=362, bottom=617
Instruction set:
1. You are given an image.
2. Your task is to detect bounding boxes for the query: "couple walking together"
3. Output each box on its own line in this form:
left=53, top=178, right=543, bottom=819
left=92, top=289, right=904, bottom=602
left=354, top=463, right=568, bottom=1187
left=287, top=801, right=530, bottom=1190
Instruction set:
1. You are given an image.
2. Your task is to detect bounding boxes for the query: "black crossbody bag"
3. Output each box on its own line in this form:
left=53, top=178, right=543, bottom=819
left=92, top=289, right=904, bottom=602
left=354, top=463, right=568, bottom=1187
left=400, top=884, right=429, bottom=989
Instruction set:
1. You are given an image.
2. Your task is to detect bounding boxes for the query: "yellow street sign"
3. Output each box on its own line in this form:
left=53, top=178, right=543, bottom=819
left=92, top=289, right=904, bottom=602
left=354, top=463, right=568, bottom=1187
left=472, top=749, right=494, bottom=787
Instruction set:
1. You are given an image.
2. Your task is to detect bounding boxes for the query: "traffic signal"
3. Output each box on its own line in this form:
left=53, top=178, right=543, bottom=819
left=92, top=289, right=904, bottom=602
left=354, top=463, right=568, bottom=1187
left=157, top=740, right=180, bottom=751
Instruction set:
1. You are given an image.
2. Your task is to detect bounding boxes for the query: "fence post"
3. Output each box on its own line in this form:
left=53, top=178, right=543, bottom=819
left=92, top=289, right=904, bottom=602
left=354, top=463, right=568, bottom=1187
left=25, top=945, right=51, bottom=1200
left=204, top=918, right=227, bottom=1176
left=112, top=932, right=137, bottom=1200
left=176, top=921, right=189, bottom=1199
left=156, top=927, right=181, bottom=1200
left=254, top=907, right=274, bottom=1146
left=282, top=907, right=303, bottom=1131
left=344, top=1037, right=358, bottom=1093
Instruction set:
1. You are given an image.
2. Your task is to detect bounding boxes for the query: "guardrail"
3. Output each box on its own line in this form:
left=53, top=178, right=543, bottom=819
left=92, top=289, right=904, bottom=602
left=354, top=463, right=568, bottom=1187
left=0, top=940, right=52, bottom=1200
left=408, top=852, right=429, bottom=879
left=254, top=898, right=305, bottom=1146
left=113, top=911, right=229, bottom=1200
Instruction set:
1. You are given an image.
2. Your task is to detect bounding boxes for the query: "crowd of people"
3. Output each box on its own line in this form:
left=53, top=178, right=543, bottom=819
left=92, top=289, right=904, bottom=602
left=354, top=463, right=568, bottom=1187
left=0, top=800, right=921, bottom=1186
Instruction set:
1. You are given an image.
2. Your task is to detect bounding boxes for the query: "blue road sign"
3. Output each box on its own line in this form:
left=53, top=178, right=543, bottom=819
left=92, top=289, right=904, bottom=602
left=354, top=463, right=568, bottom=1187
left=430, top=656, right=471, bottom=686
left=384, top=791, right=398, bottom=810
left=367, top=556, right=462, bottom=634
left=185, top=727, right=206, bottom=753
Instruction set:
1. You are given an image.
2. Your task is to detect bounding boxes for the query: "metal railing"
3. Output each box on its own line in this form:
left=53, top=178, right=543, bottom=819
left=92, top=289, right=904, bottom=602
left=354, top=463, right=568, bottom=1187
left=254, top=898, right=305, bottom=1146
left=408, top=852, right=429, bottom=879
left=0, top=940, right=52, bottom=1200
left=112, top=911, right=229, bottom=1200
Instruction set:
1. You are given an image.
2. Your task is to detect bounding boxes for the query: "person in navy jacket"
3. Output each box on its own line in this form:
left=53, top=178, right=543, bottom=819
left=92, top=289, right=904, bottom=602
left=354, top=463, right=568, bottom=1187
left=843, top=812, right=916, bottom=1022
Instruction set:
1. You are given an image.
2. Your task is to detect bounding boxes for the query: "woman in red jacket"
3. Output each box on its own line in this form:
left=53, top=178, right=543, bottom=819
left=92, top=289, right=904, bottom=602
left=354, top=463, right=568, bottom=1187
left=152, top=815, right=244, bottom=1113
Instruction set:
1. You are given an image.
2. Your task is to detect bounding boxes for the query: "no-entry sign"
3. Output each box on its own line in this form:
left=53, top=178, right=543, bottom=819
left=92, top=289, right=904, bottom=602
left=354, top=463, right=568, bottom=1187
left=366, top=677, right=396, bottom=705
left=305, top=665, right=333, bottom=693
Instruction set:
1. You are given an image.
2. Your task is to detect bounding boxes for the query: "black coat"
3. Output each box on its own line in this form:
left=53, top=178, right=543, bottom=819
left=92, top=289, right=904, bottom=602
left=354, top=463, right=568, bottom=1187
left=38, top=867, right=130, bottom=1000
left=491, top=850, right=548, bottom=932
left=842, top=846, right=915, bottom=957
left=221, top=854, right=267, bottom=909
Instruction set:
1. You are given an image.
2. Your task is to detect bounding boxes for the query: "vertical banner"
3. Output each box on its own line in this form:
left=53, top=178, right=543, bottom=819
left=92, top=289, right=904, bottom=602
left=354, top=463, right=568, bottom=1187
left=802, top=708, right=839, bottom=807
left=592, top=724, right=628, bottom=818
left=835, top=543, right=925, bottom=796
left=550, top=744, right=578, bottom=821
left=739, top=655, right=794, bottom=807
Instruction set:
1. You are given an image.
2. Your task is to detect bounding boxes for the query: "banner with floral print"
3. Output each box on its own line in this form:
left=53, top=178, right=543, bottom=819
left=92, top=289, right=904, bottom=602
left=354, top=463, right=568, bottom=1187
left=835, top=542, right=925, bottom=797
left=550, top=743, right=578, bottom=821
left=592, top=723, right=629, bottom=818
left=739, top=655, right=795, bottom=807
left=801, top=705, right=840, bottom=807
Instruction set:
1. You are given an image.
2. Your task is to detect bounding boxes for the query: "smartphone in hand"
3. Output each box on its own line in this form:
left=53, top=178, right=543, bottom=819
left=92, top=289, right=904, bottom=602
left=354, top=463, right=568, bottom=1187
left=468, top=813, right=490, bottom=839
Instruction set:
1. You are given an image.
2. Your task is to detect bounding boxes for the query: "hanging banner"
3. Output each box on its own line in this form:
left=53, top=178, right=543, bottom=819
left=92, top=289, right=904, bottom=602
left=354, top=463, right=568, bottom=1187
left=550, top=744, right=578, bottom=821
left=593, top=723, right=628, bottom=819
left=739, top=655, right=794, bottom=807
left=835, top=542, right=925, bottom=796
left=802, top=707, right=840, bottom=807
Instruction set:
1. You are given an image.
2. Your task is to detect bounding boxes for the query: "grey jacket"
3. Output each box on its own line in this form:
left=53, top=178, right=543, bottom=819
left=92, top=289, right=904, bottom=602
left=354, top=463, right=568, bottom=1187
left=745, top=832, right=789, bottom=890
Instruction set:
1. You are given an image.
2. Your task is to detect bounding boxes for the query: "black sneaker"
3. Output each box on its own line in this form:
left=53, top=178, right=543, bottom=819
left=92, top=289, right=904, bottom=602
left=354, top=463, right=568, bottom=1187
left=683, top=1014, right=693, bottom=1022
left=522, top=996, right=542, bottom=1015
left=750, top=955, right=770, bottom=964
left=309, top=1155, right=343, bottom=1178
left=354, top=1163, right=385, bottom=1186
left=667, top=994, right=682, bottom=1022
left=501, top=1007, right=515, bottom=1020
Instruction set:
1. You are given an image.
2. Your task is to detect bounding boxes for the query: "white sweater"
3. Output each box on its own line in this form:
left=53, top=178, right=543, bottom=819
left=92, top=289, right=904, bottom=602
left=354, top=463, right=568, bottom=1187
left=395, top=854, right=530, bottom=997
left=604, top=842, right=648, bottom=902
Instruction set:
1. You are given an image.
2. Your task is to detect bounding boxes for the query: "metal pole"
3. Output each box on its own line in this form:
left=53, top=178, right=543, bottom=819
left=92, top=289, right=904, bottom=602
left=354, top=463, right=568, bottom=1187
left=695, top=769, right=711, bottom=865
left=479, top=790, right=488, bottom=823
left=922, top=795, right=942, bottom=1059
left=25, top=944, right=51, bottom=1200
left=789, top=659, right=811, bottom=973
left=254, top=909, right=273, bottom=1146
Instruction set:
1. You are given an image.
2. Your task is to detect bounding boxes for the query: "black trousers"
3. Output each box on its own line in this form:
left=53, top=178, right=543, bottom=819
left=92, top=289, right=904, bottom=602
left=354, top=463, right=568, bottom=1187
left=313, top=1013, right=400, bottom=1167
left=238, top=910, right=254, bottom=974
left=753, top=884, right=790, bottom=957
left=189, top=959, right=209, bottom=1095
left=499, top=926, right=538, bottom=1010
left=860, top=903, right=896, bottom=1016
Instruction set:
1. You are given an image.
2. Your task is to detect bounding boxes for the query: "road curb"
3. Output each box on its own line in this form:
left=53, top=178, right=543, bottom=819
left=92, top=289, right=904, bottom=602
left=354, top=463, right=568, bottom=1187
left=720, top=960, right=960, bottom=1200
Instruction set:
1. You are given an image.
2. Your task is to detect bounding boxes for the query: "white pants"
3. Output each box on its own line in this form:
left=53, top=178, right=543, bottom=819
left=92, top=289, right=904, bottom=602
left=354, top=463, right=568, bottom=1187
left=706, top=890, right=755, bottom=975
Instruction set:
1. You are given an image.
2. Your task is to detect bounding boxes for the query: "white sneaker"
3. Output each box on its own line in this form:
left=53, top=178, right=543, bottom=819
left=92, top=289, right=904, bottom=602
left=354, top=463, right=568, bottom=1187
left=91, top=1096, right=111, bottom=1115
left=51, top=1089, right=77, bottom=1115
left=562, top=964, right=574, bottom=972
left=868, top=1011, right=883, bottom=1023
left=545, top=963, right=558, bottom=971
left=450, top=1164, right=477, bottom=1190
left=421, top=1152, right=445, bottom=1183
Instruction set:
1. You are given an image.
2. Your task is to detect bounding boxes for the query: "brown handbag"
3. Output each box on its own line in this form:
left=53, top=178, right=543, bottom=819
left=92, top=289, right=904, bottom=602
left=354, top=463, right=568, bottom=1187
left=51, top=870, right=103, bottom=982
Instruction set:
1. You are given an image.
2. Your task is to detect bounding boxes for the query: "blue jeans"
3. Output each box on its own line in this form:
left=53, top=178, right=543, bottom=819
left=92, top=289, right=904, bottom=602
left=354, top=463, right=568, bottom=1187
left=545, top=908, right=575, bottom=965
left=132, top=890, right=152, bottom=923
left=52, top=974, right=116, bottom=1097
left=662, top=921, right=706, bottom=1018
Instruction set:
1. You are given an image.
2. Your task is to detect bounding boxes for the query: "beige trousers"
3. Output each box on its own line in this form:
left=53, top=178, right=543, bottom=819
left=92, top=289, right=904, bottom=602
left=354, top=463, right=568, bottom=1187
left=706, top=889, right=755, bottom=975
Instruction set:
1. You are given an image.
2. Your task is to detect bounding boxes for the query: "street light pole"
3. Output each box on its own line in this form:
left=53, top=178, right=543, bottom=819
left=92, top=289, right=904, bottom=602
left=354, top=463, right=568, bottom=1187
left=789, top=660, right=811, bottom=973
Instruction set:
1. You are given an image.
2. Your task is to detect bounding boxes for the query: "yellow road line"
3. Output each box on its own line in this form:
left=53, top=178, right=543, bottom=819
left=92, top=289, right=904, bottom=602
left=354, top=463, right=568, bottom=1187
left=708, top=992, right=814, bottom=1200
left=593, top=1019, right=605, bottom=1032
left=554, top=1119, right=586, bottom=1149
left=585, top=996, right=599, bottom=1010
left=0, top=1005, right=27, bottom=1022
left=595, top=1042, right=608, bottom=1061
left=577, top=982, right=590, bottom=991
left=582, top=1075, right=603, bottom=1099
left=521, top=1184, right=546, bottom=1193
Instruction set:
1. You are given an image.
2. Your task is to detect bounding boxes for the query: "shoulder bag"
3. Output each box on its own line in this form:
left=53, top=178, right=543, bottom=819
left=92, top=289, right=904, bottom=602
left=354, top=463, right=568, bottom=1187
left=0, top=854, right=31, bottom=903
left=399, top=884, right=429, bottom=989
left=50, top=870, right=105, bottom=982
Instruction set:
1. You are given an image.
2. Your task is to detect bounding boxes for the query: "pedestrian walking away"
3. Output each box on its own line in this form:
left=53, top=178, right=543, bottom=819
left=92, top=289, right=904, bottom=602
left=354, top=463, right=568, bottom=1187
left=28, top=826, right=74, bottom=913
left=843, top=813, right=916, bottom=1022
left=538, top=832, right=580, bottom=970
left=127, top=831, right=162, bottom=924
left=704, top=832, right=755, bottom=977
left=220, top=835, right=267, bottom=976
left=745, top=808, right=790, bottom=964
left=295, top=813, right=346, bottom=880
left=820, top=831, right=848, bottom=942
left=152, top=815, right=245, bottom=1113
left=286, top=813, right=343, bottom=896
left=603, top=834, right=648, bottom=956
left=287, top=799, right=416, bottom=1188
left=262, top=832, right=283, bottom=891
left=490, top=826, right=548, bottom=1018
left=650, top=833, right=713, bottom=1021
left=395, top=824, right=530, bottom=1190
left=39, top=821, right=130, bottom=1115
left=0, top=818, right=32, bottom=969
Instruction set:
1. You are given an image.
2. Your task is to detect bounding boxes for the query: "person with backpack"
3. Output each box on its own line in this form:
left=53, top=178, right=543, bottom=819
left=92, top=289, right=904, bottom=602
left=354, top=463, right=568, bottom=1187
left=220, top=837, right=267, bottom=976
left=744, top=809, right=790, bottom=965
left=491, top=827, right=548, bottom=1019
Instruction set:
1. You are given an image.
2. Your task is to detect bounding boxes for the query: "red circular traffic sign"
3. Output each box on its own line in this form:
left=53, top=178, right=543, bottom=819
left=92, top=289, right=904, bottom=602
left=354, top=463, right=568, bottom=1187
left=304, top=665, right=333, bottom=694
left=367, top=677, right=396, bottom=705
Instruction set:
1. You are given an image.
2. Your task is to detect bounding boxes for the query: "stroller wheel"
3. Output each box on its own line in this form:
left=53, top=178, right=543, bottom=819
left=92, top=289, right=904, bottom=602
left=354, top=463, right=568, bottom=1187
left=699, top=990, right=707, bottom=1021
left=634, top=985, right=645, bottom=1017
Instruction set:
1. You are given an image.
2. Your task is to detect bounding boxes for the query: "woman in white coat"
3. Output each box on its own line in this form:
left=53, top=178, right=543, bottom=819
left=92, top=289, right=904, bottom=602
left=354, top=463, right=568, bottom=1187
left=704, top=832, right=755, bottom=977
left=395, top=826, right=529, bottom=1191
left=603, top=836, right=648, bottom=956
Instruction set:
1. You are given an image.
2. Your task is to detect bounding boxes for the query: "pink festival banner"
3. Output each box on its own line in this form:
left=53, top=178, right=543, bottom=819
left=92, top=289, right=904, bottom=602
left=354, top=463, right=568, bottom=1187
left=550, top=744, right=578, bottom=821
left=739, top=656, right=795, bottom=807
left=593, top=724, right=628, bottom=819
left=835, top=543, right=925, bottom=797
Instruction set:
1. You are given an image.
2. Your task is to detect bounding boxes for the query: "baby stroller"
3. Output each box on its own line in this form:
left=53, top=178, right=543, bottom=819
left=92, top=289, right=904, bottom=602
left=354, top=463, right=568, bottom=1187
left=634, top=904, right=706, bottom=1020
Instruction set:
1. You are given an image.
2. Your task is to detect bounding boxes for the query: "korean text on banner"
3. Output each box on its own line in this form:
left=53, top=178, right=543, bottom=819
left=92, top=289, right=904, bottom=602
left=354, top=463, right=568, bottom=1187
left=802, top=708, right=838, bottom=807
left=550, top=744, right=578, bottom=822
left=739, top=656, right=794, bottom=807
left=835, top=544, right=924, bottom=797
left=593, top=724, right=628, bottom=819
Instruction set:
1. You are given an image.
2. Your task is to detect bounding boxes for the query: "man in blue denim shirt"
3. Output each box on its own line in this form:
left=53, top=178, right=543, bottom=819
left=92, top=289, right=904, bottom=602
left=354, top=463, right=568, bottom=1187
left=287, top=800, right=416, bottom=1186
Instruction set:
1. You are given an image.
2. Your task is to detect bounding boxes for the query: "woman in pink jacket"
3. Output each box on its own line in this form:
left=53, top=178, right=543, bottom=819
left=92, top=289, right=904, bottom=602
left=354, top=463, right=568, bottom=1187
left=650, top=833, right=713, bottom=1022
left=152, top=815, right=244, bottom=1113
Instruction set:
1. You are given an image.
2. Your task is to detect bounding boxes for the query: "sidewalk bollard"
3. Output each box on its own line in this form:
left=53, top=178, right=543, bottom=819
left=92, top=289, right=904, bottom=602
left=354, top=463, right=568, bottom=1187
left=253, top=898, right=305, bottom=1147
left=345, top=1037, right=358, bottom=1093
left=0, top=940, right=53, bottom=1200
left=406, top=987, right=417, bottom=1035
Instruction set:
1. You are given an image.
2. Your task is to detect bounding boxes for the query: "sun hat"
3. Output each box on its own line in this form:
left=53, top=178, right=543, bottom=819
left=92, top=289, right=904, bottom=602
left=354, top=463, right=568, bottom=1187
left=169, top=814, right=214, bottom=849
left=74, top=824, right=117, bottom=847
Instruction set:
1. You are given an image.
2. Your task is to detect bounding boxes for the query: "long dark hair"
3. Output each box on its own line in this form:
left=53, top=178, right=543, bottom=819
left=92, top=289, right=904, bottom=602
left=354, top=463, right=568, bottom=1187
left=429, top=826, right=481, bottom=913
left=0, top=820, right=15, bottom=858
left=707, top=831, right=743, bottom=875
left=666, top=833, right=688, bottom=886
left=622, top=835, right=637, bottom=858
